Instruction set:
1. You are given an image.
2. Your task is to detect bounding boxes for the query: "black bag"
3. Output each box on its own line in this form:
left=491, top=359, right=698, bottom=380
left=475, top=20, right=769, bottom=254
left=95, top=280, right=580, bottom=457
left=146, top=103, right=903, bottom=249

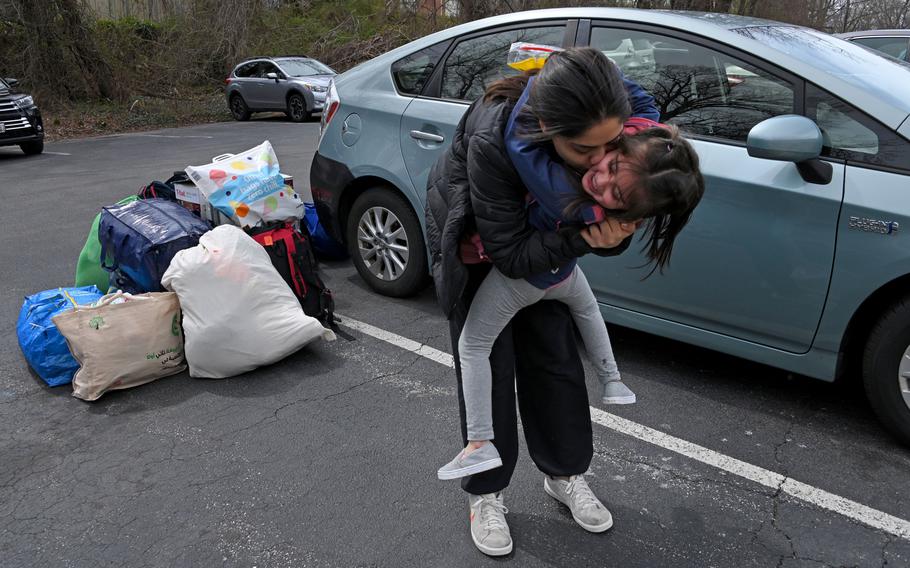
left=247, top=222, right=335, bottom=326
left=137, top=172, right=191, bottom=201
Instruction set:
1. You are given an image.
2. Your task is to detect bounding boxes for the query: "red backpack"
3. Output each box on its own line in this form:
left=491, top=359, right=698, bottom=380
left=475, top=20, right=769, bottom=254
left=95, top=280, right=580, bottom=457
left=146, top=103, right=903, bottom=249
left=247, top=222, right=335, bottom=326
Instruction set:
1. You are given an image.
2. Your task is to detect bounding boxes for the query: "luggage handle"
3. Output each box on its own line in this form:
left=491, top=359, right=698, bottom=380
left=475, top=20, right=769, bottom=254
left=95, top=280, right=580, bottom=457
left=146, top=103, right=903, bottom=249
left=212, top=153, right=234, bottom=162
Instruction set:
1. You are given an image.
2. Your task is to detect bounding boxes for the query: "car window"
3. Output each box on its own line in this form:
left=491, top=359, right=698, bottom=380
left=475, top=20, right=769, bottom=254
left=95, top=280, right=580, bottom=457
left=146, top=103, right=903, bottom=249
left=850, top=37, right=910, bottom=60
left=234, top=63, right=257, bottom=78
left=806, top=84, right=910, bottom=171
left=258, top=62, right=280, bottom=78
left=392, top=41, right=449, bottom=96
left=279, top=58, right=334, bottom=77
left=590, top=27, right=795, bottom=143
left=440, top=25, right=566, bottom=102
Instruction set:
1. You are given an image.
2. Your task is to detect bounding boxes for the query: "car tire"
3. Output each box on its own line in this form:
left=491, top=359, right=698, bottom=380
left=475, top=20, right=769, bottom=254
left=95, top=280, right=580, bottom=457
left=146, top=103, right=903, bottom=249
left=229, top=94, right=251, bottom=121
left=286, top=93, right=308, bottom=123
left=20, top=140, right=43, bottom=155
left=862, top=295, right=910, bottom=445
left=346, top=188, right=428, bottom=298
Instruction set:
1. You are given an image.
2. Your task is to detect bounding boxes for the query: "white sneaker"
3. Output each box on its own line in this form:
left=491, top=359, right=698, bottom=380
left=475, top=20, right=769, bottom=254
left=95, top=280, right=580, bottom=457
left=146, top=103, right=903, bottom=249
left=544, top=475, right=613, bottom=533
left=468, top=492, right=512, bottom=556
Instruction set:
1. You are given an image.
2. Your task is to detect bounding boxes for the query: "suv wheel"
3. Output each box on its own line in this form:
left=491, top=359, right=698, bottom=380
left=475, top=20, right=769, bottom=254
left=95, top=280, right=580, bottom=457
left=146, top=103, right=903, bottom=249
left=287, top=93, right=308, bottom=122
left=20, top=141, right=43, bottom=155
left=346, top=188, right=428, bottom=297
left=863, top=295, right=910, bottom=445
left=229, top=94, right=251, bottom=121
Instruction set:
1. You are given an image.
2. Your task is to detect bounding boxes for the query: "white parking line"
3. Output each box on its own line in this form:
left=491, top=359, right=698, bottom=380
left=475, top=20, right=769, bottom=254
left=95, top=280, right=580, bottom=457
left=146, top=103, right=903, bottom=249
left=43, top=152, right=71, bottom=156
left=336, top=314, right=910, bottom=541
left=130, top=134, right=214, bottom=139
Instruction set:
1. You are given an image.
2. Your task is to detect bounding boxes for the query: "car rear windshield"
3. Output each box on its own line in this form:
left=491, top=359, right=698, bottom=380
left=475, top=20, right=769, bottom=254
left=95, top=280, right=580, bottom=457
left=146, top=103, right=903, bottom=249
left=279, top=58, right=334, bottom=76
left=733, top=25, right=910, bottom=117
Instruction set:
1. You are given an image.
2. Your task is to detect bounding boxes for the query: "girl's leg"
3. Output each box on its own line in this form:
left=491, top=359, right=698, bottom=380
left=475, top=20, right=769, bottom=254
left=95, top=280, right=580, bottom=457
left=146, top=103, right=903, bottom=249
left=447, top=265, right=515, bottom=494
left=513, top=299, right=593, bottom=477
left=547, top=267, right=620, bottom=382
left=458, top=267, right=544, bottom=441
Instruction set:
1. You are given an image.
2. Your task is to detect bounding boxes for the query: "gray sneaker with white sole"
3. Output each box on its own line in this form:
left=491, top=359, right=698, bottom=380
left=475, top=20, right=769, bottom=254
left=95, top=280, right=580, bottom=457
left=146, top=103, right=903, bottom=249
left=602, top=379, right=636, bottom=405
left=544, top=474, right=614, bottom=533
left=469, top=492, right=512, bottom=556
left=438, top=443, right=503, bottom=480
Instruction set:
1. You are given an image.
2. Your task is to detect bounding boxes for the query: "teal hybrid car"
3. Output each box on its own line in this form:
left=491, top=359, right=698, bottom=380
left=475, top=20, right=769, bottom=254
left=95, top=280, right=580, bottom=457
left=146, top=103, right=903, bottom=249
left=309, top=8, right=910, bottom=443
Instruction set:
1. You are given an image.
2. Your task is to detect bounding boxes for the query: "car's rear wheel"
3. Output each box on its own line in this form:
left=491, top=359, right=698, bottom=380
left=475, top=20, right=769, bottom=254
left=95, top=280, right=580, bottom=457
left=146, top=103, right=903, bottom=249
left=20, top=141, right=43, bottom=155
left=229, top=94, right=251, bottom=121
left=287, top=93, right=308, bottom=123
left=346, top=188, right=428, bottom=297
left=862, top=295, right=910, bottom=445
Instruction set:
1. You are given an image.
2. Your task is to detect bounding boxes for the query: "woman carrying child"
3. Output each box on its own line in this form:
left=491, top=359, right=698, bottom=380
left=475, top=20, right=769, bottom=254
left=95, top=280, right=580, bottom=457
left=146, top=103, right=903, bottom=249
left=425, top=47, right=703, bottom=556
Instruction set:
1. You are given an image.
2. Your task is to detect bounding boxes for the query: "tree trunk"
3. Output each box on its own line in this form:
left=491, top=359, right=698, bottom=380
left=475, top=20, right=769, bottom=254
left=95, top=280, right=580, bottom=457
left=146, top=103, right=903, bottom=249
left=57, top=0, right=121, bottom=100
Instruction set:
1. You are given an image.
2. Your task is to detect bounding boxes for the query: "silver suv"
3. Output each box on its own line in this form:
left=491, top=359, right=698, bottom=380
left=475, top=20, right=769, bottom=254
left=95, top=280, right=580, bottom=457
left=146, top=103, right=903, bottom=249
left=225, top=56, right=336, bottom=122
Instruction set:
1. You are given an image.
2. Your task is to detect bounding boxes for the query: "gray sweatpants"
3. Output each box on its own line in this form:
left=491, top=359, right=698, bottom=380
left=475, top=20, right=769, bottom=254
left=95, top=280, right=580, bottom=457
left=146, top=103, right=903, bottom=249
left=458, top=266, right=620, bottom=441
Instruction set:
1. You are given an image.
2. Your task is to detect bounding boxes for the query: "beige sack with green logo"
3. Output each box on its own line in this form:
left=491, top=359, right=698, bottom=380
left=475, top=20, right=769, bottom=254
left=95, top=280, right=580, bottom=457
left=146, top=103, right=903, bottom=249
left=52, top=291, right=186, bottom=401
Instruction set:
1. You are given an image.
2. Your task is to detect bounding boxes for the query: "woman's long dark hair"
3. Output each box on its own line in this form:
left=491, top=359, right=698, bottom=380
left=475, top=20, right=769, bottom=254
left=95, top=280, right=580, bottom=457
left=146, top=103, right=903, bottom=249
left=485, top=47, right=631, bottom=142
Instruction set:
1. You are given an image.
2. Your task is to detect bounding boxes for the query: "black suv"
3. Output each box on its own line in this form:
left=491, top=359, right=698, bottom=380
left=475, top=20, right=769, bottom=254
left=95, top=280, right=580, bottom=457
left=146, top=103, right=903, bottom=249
left=0, top=77, right=44, bottom=155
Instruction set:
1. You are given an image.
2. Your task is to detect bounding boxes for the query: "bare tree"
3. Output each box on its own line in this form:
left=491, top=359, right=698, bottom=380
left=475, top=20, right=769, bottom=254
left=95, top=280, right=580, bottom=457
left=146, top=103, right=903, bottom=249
left=11, top=0, right=120, bottom=100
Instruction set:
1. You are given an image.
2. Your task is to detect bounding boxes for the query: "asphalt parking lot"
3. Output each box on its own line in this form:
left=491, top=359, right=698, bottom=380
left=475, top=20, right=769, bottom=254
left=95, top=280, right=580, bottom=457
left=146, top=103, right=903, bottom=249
left=1, top=119, right=909, bottom=567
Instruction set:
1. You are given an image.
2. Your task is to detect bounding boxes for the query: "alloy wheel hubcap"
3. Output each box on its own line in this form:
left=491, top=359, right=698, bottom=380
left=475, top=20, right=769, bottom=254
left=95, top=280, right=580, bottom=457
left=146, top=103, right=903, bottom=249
left=897, top=346, right=910, bottom=412
left=357, top=206, right=409, bottom=281
left=291, top=97, right=305, bottom=119
left=232, top=99, right=244, bottom=114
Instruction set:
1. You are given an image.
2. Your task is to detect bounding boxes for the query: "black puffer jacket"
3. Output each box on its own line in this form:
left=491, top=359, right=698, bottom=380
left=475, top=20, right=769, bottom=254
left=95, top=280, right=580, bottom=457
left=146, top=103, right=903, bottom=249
left=425, top=97, right=631, bottom=318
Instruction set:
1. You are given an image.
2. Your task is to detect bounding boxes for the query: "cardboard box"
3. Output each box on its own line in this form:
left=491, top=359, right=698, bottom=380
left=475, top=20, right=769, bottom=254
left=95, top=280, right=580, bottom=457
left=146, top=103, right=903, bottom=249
left=174, top=182, right=201, bottom=215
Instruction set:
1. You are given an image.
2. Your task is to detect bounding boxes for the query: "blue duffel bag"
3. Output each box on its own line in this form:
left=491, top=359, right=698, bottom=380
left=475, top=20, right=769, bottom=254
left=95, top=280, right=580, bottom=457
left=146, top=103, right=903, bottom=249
left=17, top=286, right=104, bottom=386
left=99, top=198, right=211, bottom=293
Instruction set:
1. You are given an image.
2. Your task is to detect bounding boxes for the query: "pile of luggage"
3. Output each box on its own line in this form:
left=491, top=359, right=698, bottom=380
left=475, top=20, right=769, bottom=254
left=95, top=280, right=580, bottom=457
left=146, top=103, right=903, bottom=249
left=17, top=141, right=337, bottom=401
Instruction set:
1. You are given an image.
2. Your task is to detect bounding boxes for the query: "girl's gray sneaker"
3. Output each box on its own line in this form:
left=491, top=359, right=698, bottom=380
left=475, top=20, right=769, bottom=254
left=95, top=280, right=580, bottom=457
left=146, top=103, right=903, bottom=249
left=438, top=443, right=503, bottom=480
left=602, top=379, right=636, bottom=405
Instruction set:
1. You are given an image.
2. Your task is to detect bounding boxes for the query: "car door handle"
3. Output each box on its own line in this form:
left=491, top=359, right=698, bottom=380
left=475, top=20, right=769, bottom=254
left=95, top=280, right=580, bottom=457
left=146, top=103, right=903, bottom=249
left=409, top=130, right=444, bottom=143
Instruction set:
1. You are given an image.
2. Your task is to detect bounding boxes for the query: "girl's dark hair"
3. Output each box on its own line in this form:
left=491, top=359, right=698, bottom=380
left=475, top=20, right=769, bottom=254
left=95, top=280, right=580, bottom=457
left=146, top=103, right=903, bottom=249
left=605, top=125, right=705, bottom=274
left=485, top=47, right=631, bottom=142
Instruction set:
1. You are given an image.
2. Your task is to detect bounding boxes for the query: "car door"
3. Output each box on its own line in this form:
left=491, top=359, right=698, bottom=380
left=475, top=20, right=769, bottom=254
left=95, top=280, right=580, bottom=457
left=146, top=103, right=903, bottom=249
left=231, top=62, right=259, bottom=104
left=238, top=61, right=264, bottom=107
left=579, top=24, right=845, bottom=354
left=398, top=22, right=570, bottom=202
left=257, top=62, right=286, bottom=110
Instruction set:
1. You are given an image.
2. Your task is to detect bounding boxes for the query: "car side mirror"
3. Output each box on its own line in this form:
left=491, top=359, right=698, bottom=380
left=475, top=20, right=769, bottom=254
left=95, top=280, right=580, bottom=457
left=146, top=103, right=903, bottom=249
left=4, top=77, right=19, bottom=89
left=747, top=115, right=833, bottom=185
left=266, top=72, right=279, bottom=82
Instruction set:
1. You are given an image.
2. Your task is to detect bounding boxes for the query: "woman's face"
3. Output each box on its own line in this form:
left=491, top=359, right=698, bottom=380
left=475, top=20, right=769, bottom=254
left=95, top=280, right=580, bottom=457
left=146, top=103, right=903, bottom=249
left=582, top=147, right=641, bottom=211
left=547, top=117, right=624, bottom=171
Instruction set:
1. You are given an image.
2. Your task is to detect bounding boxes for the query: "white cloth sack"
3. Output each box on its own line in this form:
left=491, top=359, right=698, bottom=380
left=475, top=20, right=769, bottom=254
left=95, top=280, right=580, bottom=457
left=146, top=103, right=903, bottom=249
left=184, top=141, right=304, bottom=228
left=52, top=292, right=186, bottom=401
left=161, top=225, right=334, bottom=378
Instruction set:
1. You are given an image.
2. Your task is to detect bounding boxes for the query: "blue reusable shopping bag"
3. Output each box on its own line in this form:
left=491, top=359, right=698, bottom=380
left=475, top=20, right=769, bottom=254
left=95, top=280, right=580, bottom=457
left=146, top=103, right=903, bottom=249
left=16, top=286, right=104, bottom=386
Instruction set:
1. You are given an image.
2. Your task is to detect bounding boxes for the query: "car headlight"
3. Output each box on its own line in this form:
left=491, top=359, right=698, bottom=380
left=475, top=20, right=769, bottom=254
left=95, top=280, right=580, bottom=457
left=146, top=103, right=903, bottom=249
left=14, top=96, right=34, bottom=109
left=305, top=84, right=327, bottom=93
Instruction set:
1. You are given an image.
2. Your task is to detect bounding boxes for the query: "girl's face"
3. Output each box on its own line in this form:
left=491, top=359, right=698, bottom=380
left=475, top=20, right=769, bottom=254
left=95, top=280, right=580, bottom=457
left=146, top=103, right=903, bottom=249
left=582, top=147, right=642, bottom=211
left=545, top=117, right=624, bottom=171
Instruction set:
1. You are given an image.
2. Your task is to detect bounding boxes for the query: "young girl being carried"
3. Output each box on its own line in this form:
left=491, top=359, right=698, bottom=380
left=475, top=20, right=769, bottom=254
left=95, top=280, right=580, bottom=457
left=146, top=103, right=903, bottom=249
left=438, top=73, right=705, bottom=480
